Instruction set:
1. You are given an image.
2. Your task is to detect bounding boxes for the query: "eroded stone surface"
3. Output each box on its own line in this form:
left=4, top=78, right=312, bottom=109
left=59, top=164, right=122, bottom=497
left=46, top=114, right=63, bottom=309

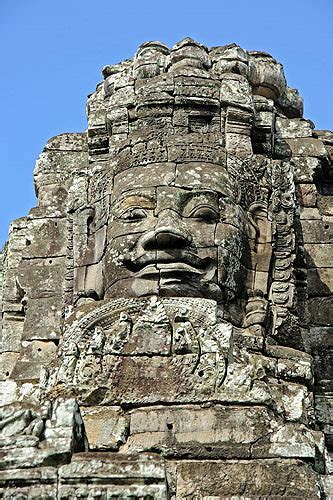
left=175, top=459, right=322, bottom=498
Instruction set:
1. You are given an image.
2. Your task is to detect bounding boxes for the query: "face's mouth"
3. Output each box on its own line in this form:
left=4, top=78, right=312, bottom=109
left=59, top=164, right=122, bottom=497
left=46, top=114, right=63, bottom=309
left=135, top=262, right=203, bottom=279
left=124, top=251, right=216, bottom=280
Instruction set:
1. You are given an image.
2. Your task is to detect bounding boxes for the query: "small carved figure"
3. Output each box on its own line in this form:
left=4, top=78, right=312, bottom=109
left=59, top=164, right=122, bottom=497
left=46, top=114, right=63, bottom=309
left=104, top=313, right=132, bottom=354
left=75, top=327, right=106, bottom=383
left=0, top=408, right=32, bottom=437
left=173, top=320, right=199, bottom=354
left=89, top=326, right=106, bottom=355
left=0, top=401, right=51, bottom=438
left=57, top=341, right=79, bottom=383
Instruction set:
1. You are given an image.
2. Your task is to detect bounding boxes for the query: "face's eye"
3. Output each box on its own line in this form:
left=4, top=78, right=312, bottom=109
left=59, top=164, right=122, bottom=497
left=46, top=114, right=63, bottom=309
left=120, top=207, right=148, bottom=221
left=188, top=205, right=219, bottom=221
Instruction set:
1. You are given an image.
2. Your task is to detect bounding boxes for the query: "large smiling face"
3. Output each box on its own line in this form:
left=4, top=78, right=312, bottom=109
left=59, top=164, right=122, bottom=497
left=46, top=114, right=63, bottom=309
left=103, top=162, right=249, bottom=303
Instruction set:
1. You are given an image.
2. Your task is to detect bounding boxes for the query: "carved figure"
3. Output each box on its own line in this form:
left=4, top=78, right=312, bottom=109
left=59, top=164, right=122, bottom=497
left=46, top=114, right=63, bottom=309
left=74, top=327, right=106, bottom=384
left=57, top=341, right=79, bottom=383
left=0, top=401, right=51, bottom=438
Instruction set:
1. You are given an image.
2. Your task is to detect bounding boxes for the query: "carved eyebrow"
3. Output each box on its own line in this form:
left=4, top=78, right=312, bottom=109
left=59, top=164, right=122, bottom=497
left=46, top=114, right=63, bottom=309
left=112, top=192, right=156, bottom=215
left=122, top=195, right=155, bottom=207
left=120, top=189, right=156, bottom=201
left=181, top=191, right=219, bottom=213
left=113, top=190, right=156, bottom=204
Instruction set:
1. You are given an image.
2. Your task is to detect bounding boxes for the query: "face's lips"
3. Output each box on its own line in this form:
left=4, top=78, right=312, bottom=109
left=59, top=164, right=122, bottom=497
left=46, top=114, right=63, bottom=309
left=123, top=251, right=215, bottom=278
left=134, top=262, right=205, bottom=279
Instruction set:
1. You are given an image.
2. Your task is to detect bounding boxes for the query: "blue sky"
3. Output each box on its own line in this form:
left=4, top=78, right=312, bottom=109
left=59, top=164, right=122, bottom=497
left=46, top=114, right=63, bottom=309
left=0, top=0, right=332, bottom=246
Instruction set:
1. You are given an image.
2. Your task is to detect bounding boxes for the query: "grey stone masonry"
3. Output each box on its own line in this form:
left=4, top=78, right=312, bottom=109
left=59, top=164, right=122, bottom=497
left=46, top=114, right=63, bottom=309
left=1, top=38, right=332, bottom=498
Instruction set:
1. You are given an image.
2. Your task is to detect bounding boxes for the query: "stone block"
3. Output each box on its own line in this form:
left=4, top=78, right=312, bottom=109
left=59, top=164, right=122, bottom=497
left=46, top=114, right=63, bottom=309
left=1, top=269, right=24, bottom=305
left=175, top=459, right=321, bottom=497
left=275, top=137, right=327, bottom=159
left=174, top=75, right=219, bottom=100
left=80, top=406, right=129, bottom=450
left=17, top=257, right=66, bottom=300
left=175, top=163, right=235, bottom=199
left=275, top=117, right=313, bottom=138
left=277, top=86, right=303, bottom=118
left=278, top=381, right=312, bottom=422
left=312, top=344, right=333, bottom=383
left=249, top=52, right=286, bottom=99
left=5, top=220, right=28, bottom=269
left=76, top=225, right=106, bottom=267
left=315, top=393, right=333, bottom=425
left=323, top=475, right=333, bottom=498
left=112, top=163, right=176, bottom=198
left=265, top=344, right=312, bottom=362
left=296, top=183, right=317, bottom=207
left=220, top=74, right=253, bottom=109
left=299, top=207, right=322, bottom=220
left=91, top=349, right=271, bottom=407
left=44, top=132, right=87, bottom=152
left=0, top=352, right=19, bottom=381
left=293, top=156, right=321, bottom=183
left=306, top=326, right=333, bottom=346
left=300, top=219, right=333, bottom=243
left=308, top=268, right=333, bottom=295
left=1, top=439, right=54, bottom=470
left=318, top=194, right=333, bottom=216
left=10, top=340, right=57, bottom=382
left=82, top=262, right=104, bottom=299
left=21, top=218, right=66, bottom=259
left=210, top=44, right=249, bottom=77
left=276, top=357, right=313, bottom=384
left=34, top=183, right=68, bottom=217
left=34, top=149, right=88, bottom=193
left=309, top=297, right=333, bottom=325
left=58, top=453, right=167, bottom=499
left=266, top=345, right=313, bottom=384
left=124, top=405, right=318, bottom=460
left=0, top=380, right=18, bottom=406
left=304, top=243, right=333, bottom=268
left=125, top=405, right=271, bottom=458
left=168, top=140, right=226, bottom=164
left=252, top=424, right=323, bottom=460
left=0, top=399, right=84, bottom=470
left=0, top=467, right=57, bottom=499
left=95, top=354, right=216, bottom=405
left=226, top=131, right=253, bottom=155
left=1, top=315, right=24, bottom=352
left=23, top=295, right=63, bottom=340
left=290, top=138, right=327, bottom=157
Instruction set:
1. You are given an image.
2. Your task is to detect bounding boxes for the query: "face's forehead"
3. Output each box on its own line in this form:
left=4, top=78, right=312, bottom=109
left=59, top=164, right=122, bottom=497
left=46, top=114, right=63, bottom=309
left=112, top=162, right=239, bottom=201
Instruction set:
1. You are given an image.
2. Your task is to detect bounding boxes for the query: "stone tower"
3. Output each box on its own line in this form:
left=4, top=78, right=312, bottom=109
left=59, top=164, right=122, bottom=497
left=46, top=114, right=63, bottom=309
left=1, top=39, right=332, bottom=498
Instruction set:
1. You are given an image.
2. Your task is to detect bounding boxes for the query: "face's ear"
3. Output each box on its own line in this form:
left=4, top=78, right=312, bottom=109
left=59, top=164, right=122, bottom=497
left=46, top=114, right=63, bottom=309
left=71, top=206, right=105, bottom=304
left=247, top=202, right=272, bottom=295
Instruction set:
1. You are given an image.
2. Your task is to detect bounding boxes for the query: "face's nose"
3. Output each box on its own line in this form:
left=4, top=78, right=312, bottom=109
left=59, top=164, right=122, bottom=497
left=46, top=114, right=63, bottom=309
left=140, top=210, right=192, bottom=250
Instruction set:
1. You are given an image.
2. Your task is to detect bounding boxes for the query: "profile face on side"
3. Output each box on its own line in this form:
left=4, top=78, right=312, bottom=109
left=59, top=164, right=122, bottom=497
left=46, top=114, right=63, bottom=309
left=103, top=162, right=250, bottom=302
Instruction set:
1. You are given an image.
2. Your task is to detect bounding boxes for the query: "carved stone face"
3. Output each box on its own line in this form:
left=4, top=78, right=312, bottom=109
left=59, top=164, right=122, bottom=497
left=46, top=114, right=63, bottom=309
left=103, top=162, right=249, bottom=302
